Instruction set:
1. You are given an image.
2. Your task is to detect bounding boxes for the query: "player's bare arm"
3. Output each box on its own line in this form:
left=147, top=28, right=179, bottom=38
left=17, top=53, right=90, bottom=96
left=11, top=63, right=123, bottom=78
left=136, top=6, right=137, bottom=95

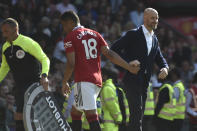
left=62, top=52, right=75, bottom=96
left=101, top=45, right=138, bottom=74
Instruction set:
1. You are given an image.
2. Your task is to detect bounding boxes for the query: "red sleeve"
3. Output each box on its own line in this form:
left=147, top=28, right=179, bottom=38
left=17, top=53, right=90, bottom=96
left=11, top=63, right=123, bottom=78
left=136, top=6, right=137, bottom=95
left=64, top=34, right=74, bottom=54
left=97, top=32, right=108, bottom=47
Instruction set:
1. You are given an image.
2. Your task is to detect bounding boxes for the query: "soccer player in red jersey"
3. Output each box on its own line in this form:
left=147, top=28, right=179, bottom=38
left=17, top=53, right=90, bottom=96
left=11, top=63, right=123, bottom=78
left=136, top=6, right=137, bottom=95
left=61, top=11, right=137, bottom=131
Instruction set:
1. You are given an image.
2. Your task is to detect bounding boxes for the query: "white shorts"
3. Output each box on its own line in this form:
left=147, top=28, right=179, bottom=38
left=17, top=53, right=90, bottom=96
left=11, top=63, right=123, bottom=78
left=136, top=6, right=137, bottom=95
left=73, top=82, right=101, bottom=110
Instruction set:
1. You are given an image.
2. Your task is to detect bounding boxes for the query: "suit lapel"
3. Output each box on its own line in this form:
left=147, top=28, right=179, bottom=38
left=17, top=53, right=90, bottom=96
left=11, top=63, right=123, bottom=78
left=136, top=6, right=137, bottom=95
left=138, top=26, right=148, bottom=56
left=149, top=35, right=154, bottom=56
left=149, top=35, right=157, bottom=56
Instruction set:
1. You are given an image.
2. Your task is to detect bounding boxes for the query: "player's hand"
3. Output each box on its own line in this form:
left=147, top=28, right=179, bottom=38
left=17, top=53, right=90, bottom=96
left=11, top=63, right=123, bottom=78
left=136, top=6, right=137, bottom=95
left=128, top=60, right=140, bottom=74
left=62, top=81, right=70, bottom=98
left=158, top=67, right=168, bottom=79
left=40, top=77, right=49, bottom=91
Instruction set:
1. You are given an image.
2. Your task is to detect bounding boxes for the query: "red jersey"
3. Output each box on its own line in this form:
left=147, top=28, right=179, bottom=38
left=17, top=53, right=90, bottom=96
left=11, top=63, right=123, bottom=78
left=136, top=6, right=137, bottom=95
left=64, top=26, right=108, bottom=87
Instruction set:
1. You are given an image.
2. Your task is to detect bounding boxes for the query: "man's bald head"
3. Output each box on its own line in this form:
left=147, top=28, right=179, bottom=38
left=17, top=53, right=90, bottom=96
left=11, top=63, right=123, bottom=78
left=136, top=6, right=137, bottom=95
left=144, top=8, right=158, bottom=17
left=143, top=8, right=159, bottom=31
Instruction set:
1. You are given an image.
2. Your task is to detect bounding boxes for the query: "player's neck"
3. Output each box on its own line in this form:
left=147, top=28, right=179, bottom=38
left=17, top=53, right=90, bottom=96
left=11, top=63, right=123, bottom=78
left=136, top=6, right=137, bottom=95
left=72, top=24, right=83, bottom=31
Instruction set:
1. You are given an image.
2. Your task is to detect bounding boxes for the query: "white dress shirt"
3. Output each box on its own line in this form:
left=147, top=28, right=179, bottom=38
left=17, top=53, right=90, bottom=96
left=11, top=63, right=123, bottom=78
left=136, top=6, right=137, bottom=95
left=142, top=25, right=154, bottom=55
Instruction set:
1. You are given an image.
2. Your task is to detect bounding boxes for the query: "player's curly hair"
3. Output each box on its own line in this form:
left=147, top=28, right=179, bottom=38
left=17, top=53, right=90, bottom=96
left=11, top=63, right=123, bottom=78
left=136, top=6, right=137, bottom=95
left=60, top=11, right=80, bottom=25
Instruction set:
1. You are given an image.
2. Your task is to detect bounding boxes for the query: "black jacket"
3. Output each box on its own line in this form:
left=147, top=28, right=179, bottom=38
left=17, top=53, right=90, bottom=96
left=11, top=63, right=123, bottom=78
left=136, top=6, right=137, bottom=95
left=111, top=26, right=168, bottom=82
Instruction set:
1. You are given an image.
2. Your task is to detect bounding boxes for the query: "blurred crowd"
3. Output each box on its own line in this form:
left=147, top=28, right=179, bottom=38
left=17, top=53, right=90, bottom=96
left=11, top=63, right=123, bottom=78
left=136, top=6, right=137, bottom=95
left=0, top=0, right=197, bottom=130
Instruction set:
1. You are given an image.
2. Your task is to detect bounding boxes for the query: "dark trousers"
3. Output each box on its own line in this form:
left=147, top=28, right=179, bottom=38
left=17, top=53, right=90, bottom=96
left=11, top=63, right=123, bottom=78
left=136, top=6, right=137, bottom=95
left=123, top=73, right=149, bottom=131
left=172, top=119, right=184, bottom=131
left=143, top=116, right=156, bottom=131
left=189, top=123, right=197, bottom=131
left=0, top=124, right=9, bottom=131
left=14, top=80, right=39, bottom=131
left=14, top=80, right=39, bottom=113
left=15, top=120, right=25, bottom=131
left=155, top=117, right=173, bottom=131
left=119, top=123, right=127, bottom=131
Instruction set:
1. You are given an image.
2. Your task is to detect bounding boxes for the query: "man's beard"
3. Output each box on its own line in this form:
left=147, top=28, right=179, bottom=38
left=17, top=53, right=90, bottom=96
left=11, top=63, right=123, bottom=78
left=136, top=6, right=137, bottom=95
left=152, top=24, right=158, bottom=30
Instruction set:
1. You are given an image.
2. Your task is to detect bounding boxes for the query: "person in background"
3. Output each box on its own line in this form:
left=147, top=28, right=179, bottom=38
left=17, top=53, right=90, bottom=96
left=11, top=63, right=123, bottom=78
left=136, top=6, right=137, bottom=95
left=101, top=68, right=121, bottom=131
left=143, top=83, right=156, bottom=131
left=0, top=18, right=50, bottom=131
left=0, top=85, right=9, bottom=131
left=56, top=0, right=78, bottom=14
left=154, top=72, right=176, bottom=131
left=186, top=73, right=197, bottom=131
left=170, top=68, right=186, bottom=131
left=116, top=85, right=130, bottom=131
left=129, top=2, right=144, bottom=28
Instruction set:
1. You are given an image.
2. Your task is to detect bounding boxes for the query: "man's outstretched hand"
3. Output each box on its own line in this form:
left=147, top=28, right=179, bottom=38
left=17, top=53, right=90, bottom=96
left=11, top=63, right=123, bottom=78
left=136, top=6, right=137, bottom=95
left=158, top=67, right=168, bottom=79
left=129, top=60, right=141, bottom=74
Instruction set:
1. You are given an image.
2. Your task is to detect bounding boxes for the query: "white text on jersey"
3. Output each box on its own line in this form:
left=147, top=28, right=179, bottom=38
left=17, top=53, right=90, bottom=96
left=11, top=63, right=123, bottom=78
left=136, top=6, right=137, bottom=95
left=77, top=30, right=97, bottom=39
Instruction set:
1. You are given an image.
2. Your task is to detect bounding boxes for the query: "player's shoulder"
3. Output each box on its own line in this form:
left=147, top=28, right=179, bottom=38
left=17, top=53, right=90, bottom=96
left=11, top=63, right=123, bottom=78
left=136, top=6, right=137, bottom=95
left=19, top=34, right=32, bottom=41
left=85, top=27, right=97, bottom=32
left=19, top=34, right=37, bottom=45
left=2, top=35, right=34, bottom=52
left=82, top=27, right=99, bottom=35
left=63, top=32, right=74, bottom=49
left=87, top=28, right=100, bottom=35
left=76, top=27, right=99, bottom=39
left=63, top=30, right=75, bottom=43
left=22, top=35, right=40, bottom=46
